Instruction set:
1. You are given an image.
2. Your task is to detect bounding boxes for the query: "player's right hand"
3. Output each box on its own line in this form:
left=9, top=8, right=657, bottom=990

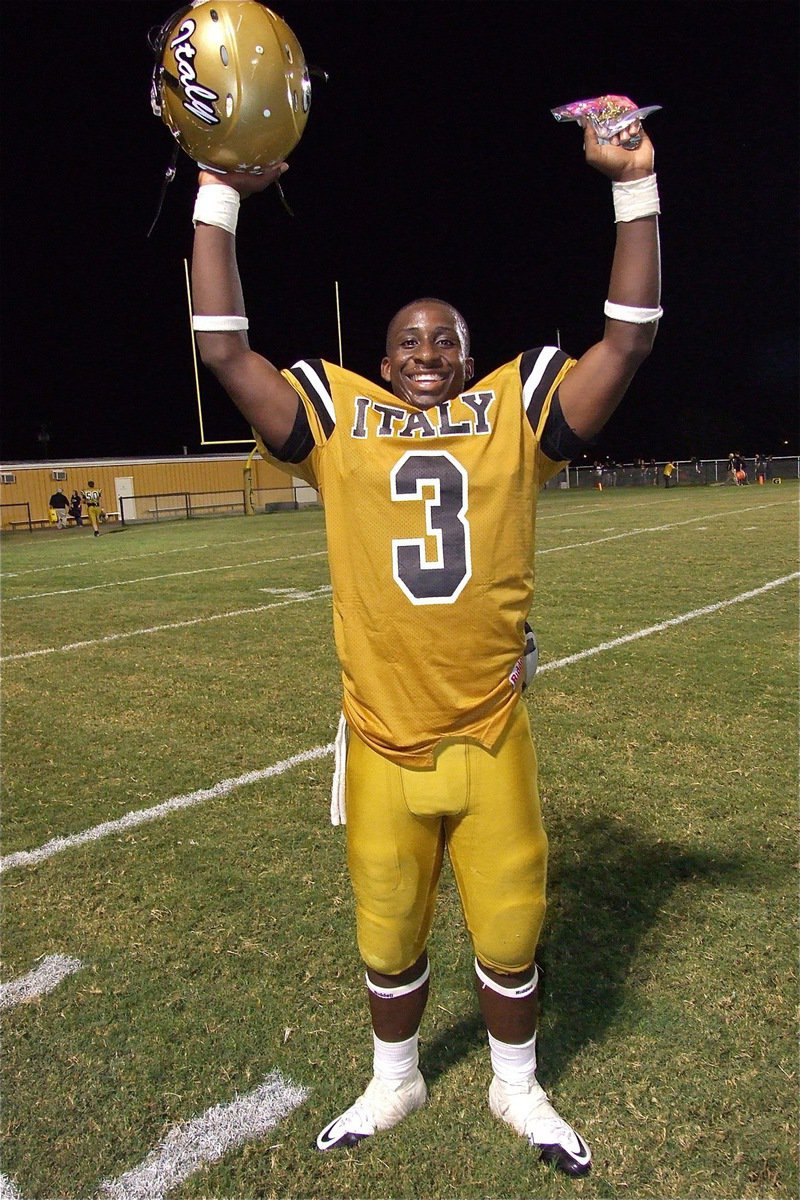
left=198, top=163, right=289, bottom=196
left=580, top=120, right=654, bottom=182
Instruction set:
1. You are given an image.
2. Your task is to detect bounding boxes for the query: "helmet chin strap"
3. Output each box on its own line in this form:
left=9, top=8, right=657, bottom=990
left=146, top=145, right=296, bottom=236
left=273, top=66, right=326, bottom=218
left=146, top=144, right=180, bottom=238
left=275, top=179, right=294, bottom=218
left=145, top=8, right=188, bottom=239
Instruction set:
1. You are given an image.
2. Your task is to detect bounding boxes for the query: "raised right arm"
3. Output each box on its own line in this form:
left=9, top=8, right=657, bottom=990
left=191, top=166, right=300, bottom=450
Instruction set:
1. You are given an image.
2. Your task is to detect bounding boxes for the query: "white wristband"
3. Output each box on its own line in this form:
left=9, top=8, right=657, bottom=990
left=604, top=300, right=663, bottom=324
left=192, top=315, right=249, bottom=331
left=192, top=183, right=241, bottom=234
left=612, top=173, right=660, bottom=222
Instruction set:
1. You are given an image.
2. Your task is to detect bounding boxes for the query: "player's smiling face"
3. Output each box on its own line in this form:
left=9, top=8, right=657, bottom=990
left=380, top=301, right=474, bottom=410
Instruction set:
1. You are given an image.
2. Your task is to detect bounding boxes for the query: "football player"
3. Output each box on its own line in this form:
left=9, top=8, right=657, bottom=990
left=189, top=116, right=660, bottom=1176
left=82, top=482, right=103, bottom=537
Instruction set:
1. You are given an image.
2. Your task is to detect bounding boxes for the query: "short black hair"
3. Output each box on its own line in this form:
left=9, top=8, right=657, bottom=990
left=386, top=298, right=470, bottom=358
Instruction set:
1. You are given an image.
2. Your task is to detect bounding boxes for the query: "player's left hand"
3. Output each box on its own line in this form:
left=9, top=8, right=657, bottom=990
left=581, top=118, right=654, bottom=180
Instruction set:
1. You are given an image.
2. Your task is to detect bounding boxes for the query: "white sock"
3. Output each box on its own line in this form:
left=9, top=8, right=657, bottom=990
left=488, top=1031, right=537, bottom=1085
left=373, top=1031, right=419, bottom=1088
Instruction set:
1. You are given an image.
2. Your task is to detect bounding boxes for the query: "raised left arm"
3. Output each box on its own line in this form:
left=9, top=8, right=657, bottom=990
left=558, top=120, right=661, bottom=440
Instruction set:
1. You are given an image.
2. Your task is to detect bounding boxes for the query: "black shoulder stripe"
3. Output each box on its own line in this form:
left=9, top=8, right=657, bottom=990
left=520, top=347, right=571, bottom=432
left=540, top=391, right=596, bottom=462
left=266, top=400, right=314, bottom=464
left=289, top=358, right=335, bottom=439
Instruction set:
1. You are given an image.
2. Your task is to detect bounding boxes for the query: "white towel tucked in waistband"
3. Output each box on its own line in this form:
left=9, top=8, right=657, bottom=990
left=330, top=712, right=349, bottom=825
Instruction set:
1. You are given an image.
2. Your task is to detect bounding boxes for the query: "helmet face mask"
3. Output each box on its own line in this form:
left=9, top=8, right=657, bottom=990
left=151, top=0, right=311, bottom=173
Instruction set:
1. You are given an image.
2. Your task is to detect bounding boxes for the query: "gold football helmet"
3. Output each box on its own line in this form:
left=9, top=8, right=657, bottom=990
left=151, top=0, right=311, bottom=172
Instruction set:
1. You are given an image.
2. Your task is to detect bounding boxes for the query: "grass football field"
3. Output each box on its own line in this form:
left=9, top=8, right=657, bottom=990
left=1, top=482, right=797, bottom=1200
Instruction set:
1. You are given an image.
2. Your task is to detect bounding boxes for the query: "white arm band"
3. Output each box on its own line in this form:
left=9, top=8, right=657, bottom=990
left=604, top=300, right=663, bottom=324
left=191, top=315, right=249, bottom=331
left=192, top=183, right=241, bottom=234
left=612, top=173, right=660, bottom=222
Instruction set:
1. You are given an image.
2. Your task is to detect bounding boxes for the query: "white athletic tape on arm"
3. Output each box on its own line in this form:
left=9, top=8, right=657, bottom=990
left=612, top=173, right=660, bottom=222
left=603, top=300, right=663, bottom=324
left=191, top=315, right=249, bottom=331
left=193, top=183, right=241, bottom=234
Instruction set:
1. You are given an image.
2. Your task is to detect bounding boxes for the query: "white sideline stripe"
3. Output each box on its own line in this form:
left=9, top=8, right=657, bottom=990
left=540, top=500, right=788, bottom=555
left=1, top=527, right=324, bottom=579
left=1, top=587, right=333, bottom=663
left=5, top=501, right=791, bottom=664
left=6, top=499, right=788, bottom=600
left=0, top=1174, right=24, bottom=1199
left=0, top=745, right=333, bottom=874
left=538, top=572, right=799, bottom=672
left=538, top=496, right=700, bottom=521
left=96, top=1071, right=307, bottom=1200
left=0, top=955, right=83, bottom=1011
left=7, top=550, right=328, bottom=602
left=538, top=502, right=597, bottom=519
left=3, top=573, right=795, bottom=877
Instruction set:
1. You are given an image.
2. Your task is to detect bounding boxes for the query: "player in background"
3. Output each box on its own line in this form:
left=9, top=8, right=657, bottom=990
left=188, top=117, right=661, bottom=1176
left=82, top=481, right=103, bottom=536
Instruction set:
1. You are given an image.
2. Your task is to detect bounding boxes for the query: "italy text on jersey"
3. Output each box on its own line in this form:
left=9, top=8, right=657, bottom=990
left=351, top=393, right=494, bottom=440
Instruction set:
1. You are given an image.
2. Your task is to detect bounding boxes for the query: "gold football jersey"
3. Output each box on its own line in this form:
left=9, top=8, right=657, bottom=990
left=256, top=348, right=574, bottom=766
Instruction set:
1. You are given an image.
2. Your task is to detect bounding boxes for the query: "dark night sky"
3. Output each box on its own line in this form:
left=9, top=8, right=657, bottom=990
left=1, top=0, right=797, bottom=464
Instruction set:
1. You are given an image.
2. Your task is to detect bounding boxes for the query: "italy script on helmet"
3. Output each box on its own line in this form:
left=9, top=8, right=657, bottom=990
left=150, top=0, right=312, bottom=173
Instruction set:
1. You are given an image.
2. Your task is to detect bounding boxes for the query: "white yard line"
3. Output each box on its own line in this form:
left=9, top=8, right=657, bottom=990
left=0, top=1059, right=306, bottom=1200
left=1, top=587, right=333, bottom=663
left=7, top=550, right=328, bottom=603
left=540, top=500, right=788, bottom=555
left=0, top=955, right=83, bottom=1011
left=538, top=572, right=799, bottom=672
left=3, top=573, right=795, bottom=876
left=0, top=1076, right=307, bottom=1200
left=0, top=744, right=333, bottom=875
left=4, top=500, right=793, bottom=663
left=4, top=498, right=788, bottom=596
left=1, top=528, right=324, bottom=579
left=96, top=1072, right=307, bottom=1200
left=537, top=501, right=599, bottom=519
left=537, top=495, right=704, bottom=521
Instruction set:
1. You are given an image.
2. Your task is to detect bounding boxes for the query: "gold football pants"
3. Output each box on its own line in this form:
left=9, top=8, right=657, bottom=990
left=345, top=702, right=548, bottom=976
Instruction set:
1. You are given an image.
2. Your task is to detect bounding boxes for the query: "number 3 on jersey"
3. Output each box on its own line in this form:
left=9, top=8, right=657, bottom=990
left=390, top=451, right=472, bottom=605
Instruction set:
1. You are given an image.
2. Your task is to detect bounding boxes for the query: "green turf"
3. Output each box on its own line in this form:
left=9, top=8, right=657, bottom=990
left=1, top=485, right=797, bottom=1198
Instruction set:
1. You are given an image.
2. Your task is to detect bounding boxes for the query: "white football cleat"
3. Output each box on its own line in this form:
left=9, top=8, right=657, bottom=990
left=316, top=1070, right=427, bottom=1150
left=489, top=1074, right=591, bottom=1176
